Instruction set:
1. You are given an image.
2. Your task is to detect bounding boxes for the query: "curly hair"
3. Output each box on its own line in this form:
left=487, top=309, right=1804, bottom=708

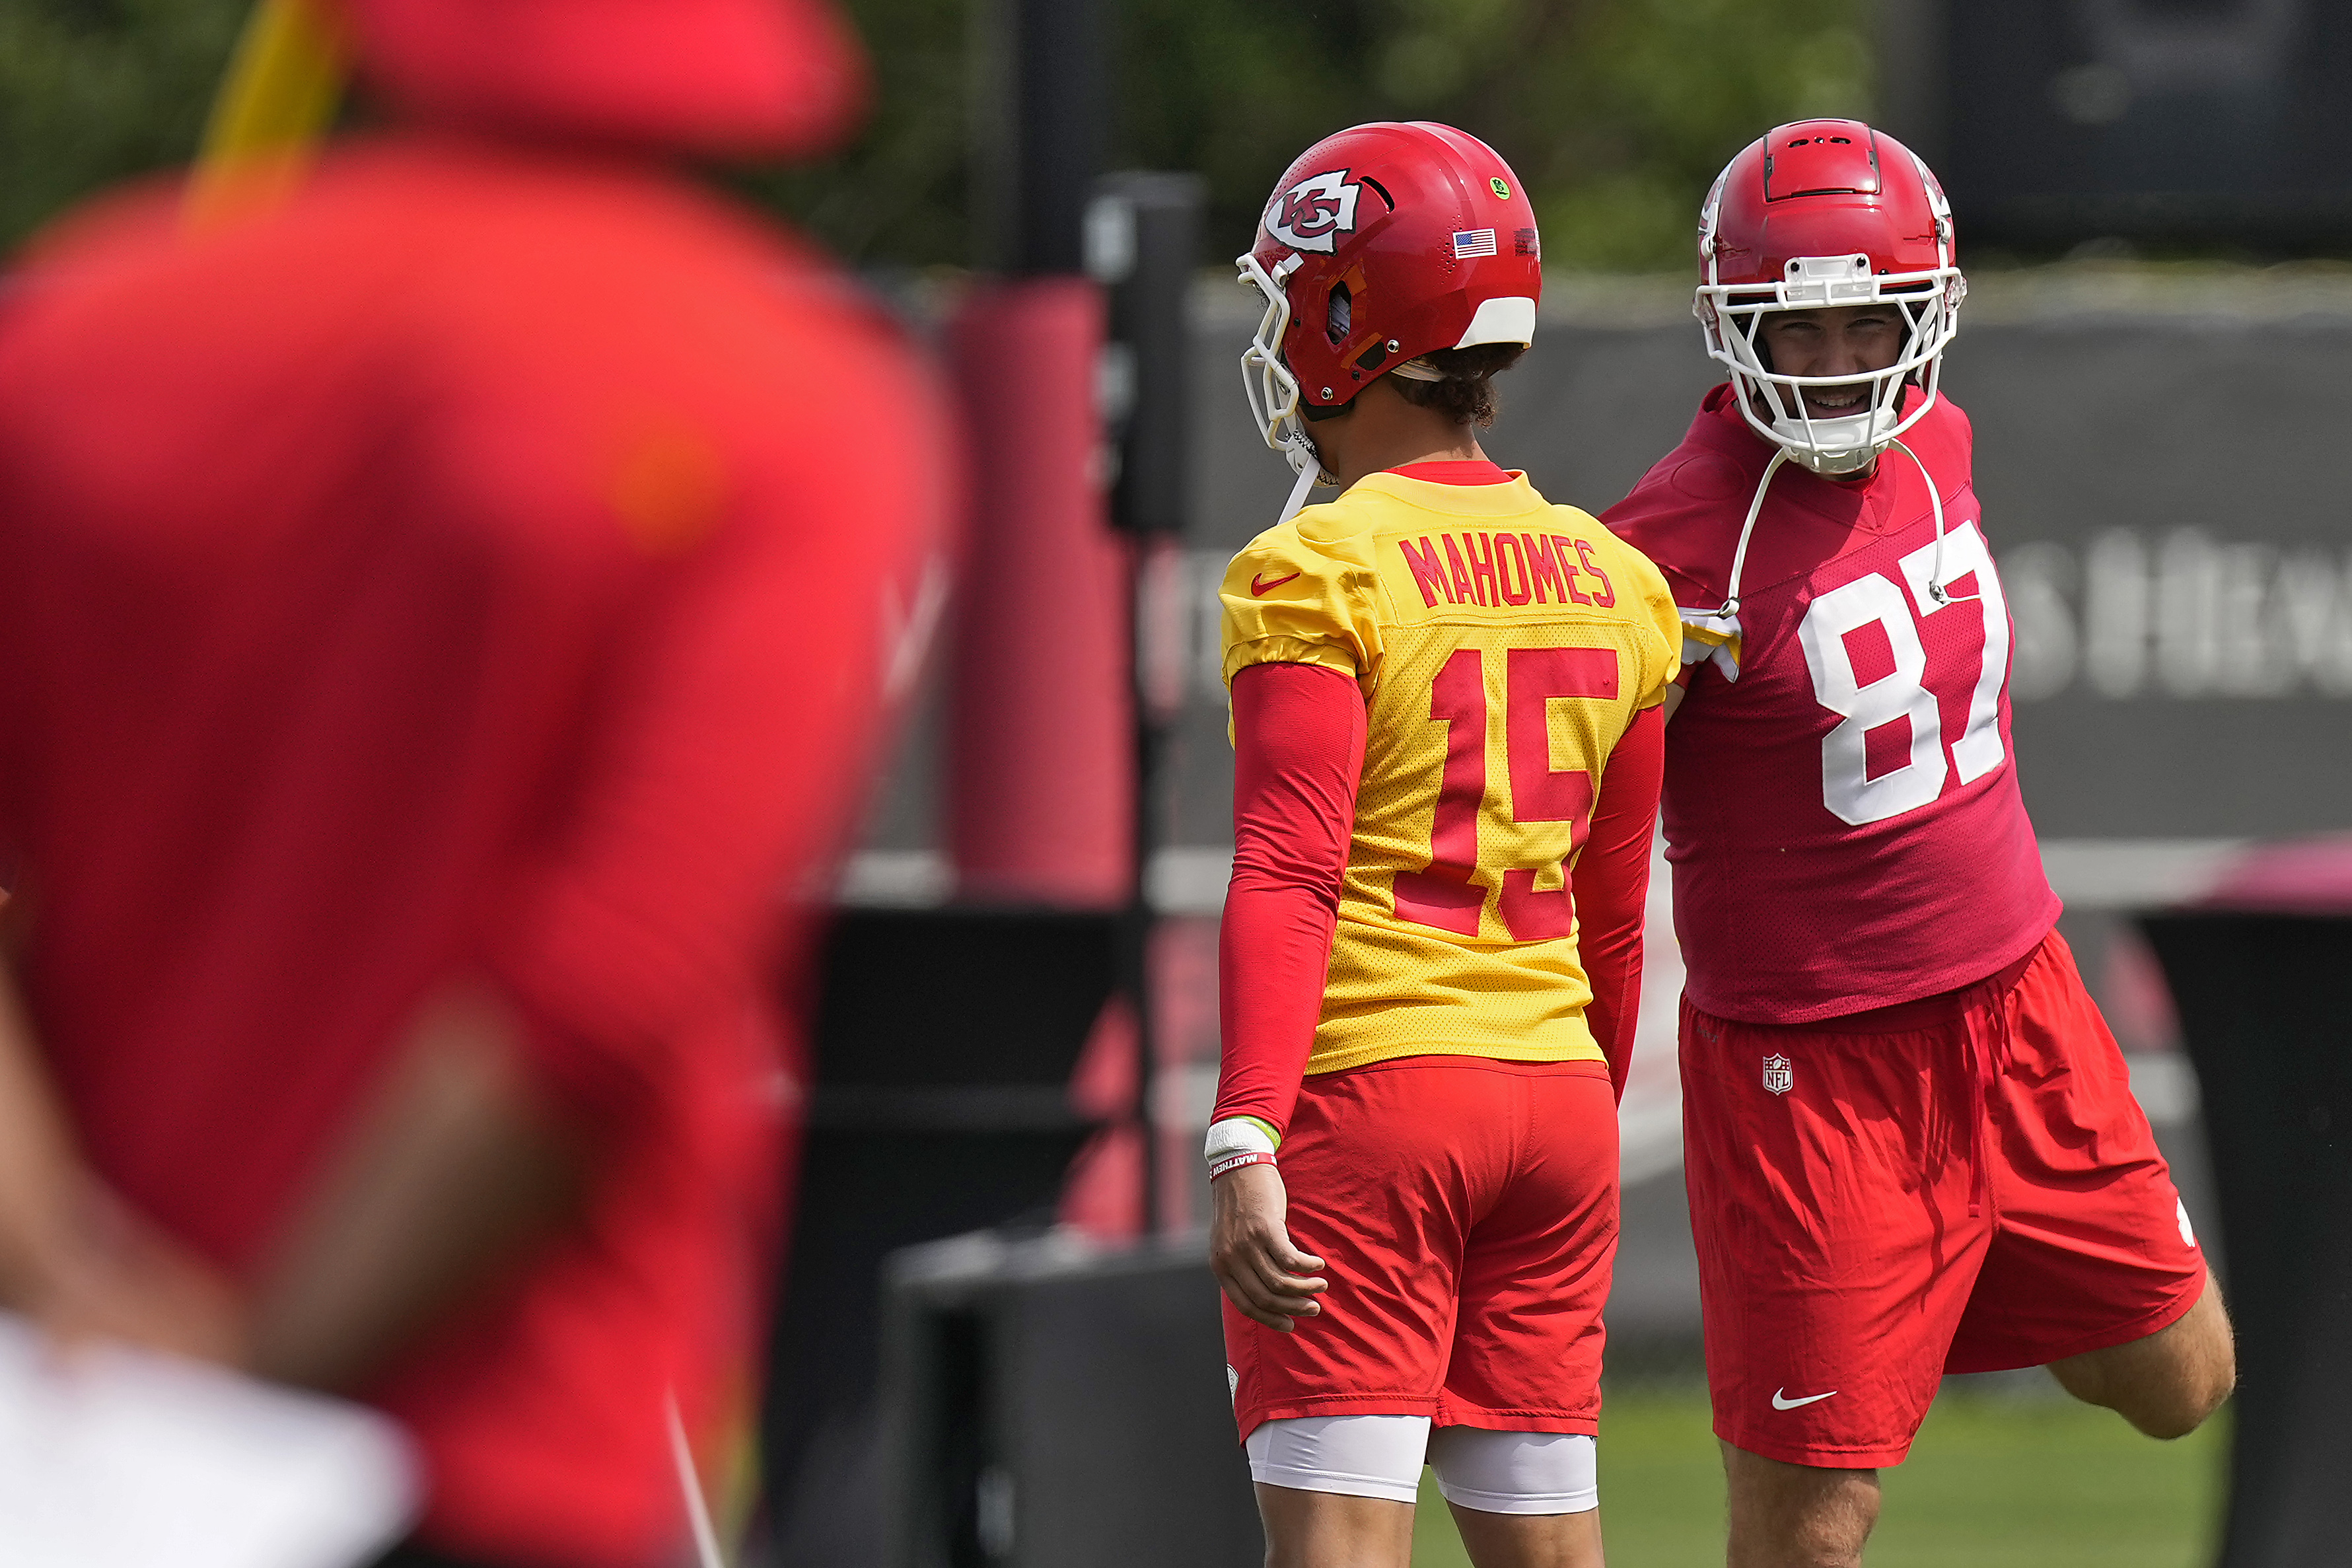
left=1390, top=341, right=1528, bottom=428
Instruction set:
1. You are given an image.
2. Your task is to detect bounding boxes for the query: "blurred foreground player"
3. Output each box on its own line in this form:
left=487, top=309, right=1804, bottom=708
left=1601, top=120, right=2234, bottom=1567
left=1208, top=122, right=1679, bottom=1568
left=0, top=1, right=952, bottom=1564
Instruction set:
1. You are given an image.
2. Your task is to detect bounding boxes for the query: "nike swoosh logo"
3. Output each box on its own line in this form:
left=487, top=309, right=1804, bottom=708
left=1250, top=572, right=1301, bottom=596
left=1771, top=1388, right=1837, bottom=1410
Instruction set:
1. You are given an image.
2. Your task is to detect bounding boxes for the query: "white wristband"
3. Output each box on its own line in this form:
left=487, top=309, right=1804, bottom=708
left=1204, top=1116, right=1278, bottom=1167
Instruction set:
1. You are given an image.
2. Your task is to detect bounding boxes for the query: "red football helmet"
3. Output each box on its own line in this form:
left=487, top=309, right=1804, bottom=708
left=1238, top=122, right=1542, bottom=511
left=1695, top=119, right=1964, bottom=476
left=349, top=0, right=868, bottom=157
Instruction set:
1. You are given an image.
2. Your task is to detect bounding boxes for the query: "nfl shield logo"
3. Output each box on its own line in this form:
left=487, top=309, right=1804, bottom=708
left=1762, top=1054, right=1793, bottom=1095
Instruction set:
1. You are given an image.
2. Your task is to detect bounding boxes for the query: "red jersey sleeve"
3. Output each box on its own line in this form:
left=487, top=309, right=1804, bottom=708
left=1213, top=660, right=1366, bottom=1140
left=1577, top=701, right=1663, bottom=1098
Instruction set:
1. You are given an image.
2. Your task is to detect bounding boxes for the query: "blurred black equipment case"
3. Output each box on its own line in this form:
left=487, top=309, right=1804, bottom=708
left=762, top=910, right=1116, bottom=1564
left=2142, top=912, right=2352, bottom=1568
left=881, top=1230, right=1261, bottom=1568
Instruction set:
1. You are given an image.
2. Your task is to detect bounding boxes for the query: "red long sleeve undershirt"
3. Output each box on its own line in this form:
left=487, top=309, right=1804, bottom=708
left=1215, top=663, right=1665, bottom=1139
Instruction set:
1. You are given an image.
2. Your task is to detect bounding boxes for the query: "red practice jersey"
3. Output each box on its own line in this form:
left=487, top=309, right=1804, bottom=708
left=0, top=142, right=950, bottom=1565
left=1602, top=386, right=2058, bottom=1024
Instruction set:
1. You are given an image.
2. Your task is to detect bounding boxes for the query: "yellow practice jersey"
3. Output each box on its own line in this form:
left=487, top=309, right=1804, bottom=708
left=1222, top=470, right=1680, bottom=1075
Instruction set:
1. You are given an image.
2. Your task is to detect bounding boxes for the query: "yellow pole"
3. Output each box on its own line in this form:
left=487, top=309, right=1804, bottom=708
left=185, top=0, right=351, bottom=231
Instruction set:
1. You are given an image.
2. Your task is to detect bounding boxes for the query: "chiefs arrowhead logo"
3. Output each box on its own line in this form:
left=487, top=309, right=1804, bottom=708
left=1266, top=170, right=1362, bottom=254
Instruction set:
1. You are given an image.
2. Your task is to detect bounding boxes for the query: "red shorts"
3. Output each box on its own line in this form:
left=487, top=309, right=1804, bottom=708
left=1224, top=1055, right=1618, bottom=1442
left=1682, top=929, right=2205, bottom=1468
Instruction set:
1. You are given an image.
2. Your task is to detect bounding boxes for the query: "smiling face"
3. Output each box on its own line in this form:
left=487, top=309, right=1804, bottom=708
left=1752, top=303, right=1906, bottom=421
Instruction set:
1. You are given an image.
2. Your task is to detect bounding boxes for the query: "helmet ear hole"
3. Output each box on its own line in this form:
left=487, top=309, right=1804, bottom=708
left=1326, top=281, right=1353, bottom=346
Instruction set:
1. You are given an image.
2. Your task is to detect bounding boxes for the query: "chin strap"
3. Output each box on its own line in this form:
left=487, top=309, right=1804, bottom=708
left=1712, top=437, right=1972, bottom=620
left=1710, top=448, right=1790, bottom=620
left=1890, top=436, right=1977, bottom=606
left=1275, top=451, right=1324, bottom=524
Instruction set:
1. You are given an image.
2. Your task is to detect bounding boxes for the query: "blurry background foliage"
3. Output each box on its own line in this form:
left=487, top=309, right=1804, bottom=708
left=2, top=0, right=1873, bottom=269
left=0, top=0, right=248, bottom=249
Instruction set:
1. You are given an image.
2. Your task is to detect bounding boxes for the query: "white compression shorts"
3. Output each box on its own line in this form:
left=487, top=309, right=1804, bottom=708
left=1242, top=1415, right=1598, bottom=1515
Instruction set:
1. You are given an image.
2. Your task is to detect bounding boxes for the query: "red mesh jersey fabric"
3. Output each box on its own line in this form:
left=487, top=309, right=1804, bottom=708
left=1603, top=386, right=2057, bottom=1024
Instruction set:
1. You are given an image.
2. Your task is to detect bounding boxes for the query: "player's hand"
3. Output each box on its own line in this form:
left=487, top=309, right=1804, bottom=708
left=1208, top=1162, right=1328, bottom=1332
left=0, top=960, right=244, bottom=1367
left=0, top=1178, right=248, bottom=1366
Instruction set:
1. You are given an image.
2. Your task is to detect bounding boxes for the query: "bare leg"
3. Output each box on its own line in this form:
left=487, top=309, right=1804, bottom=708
left=1722, top=1442, right=1880, bottom=1568
left=2048, top=1269, right=2235, bottom=1439
left=1254, top=1483, right=1415, bottom=1568
left=1448, top=1500, right=1605, bottom=1568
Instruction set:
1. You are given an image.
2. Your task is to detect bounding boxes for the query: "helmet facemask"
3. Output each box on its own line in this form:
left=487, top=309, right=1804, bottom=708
left=1697, top=256, right=1966, bottom=476
left=1236, top=251, right=1323, bottom=481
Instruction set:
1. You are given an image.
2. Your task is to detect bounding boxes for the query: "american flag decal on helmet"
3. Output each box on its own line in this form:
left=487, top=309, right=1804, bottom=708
left=1452, top=229, right=1498, bottom=259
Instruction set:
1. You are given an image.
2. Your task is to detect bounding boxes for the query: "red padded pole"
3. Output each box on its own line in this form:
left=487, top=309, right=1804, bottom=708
left=944, top=277, right=1134, bottom=908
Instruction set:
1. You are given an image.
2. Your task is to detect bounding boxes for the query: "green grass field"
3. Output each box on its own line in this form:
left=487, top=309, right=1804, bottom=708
left=1411, top=1384, right=2228, bottom=1567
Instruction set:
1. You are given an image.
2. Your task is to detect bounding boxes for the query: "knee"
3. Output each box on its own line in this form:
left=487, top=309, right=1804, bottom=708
left=2121, top=1328, right=2237, bottom=1441
left=2121, top=1385, right=2225, bottom=1441
left=2131, top=1363, right=2235, bottom=1440
left=2057, top=1278, right=2237, bottom=1439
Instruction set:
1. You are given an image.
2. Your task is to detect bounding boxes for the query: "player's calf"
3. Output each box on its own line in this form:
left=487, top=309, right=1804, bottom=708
left=2048, top=1271, right=2236, bottom=1439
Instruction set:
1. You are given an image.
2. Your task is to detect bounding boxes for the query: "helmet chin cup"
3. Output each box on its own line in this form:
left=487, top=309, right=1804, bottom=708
left=1236, top=250, right=1318, bottom=478
left=1771, top=406, right=1892, bottom=476
left=1795, top=446, right=1878, bottom=478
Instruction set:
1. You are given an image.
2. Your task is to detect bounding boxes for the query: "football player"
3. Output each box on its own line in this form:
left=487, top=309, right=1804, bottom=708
left=0, top=1, right=944, bottom=1565
left=1207, top=122, right=1680, bottom=1568
left=1600, top=119, right=2236, bottom=1567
